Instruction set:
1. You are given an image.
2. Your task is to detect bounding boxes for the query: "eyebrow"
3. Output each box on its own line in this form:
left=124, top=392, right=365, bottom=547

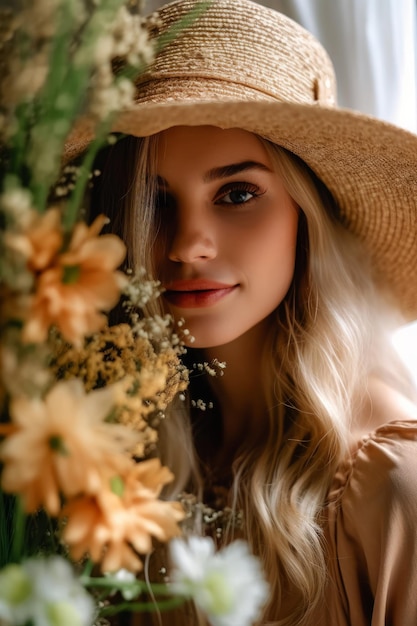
left=157, top=160, right=272, bottom=188
left=202, top=160, right=272, bottom=182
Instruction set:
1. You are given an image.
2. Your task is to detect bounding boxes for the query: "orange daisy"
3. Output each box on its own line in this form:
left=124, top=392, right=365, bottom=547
left=5, top=207, right=63, bottom=272
left=62, top=458, right=185, bottom=572
left=23, top=215, right=127, bottom=345
left=0, top=379, right=139, bottom=515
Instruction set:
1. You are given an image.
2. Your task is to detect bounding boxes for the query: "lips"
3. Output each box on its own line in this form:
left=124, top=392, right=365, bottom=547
left=163, top=279, right=237, bottom=308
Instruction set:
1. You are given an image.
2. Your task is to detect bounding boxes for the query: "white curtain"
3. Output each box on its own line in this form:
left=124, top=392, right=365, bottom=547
left=271, top=0, right=417, bottom=132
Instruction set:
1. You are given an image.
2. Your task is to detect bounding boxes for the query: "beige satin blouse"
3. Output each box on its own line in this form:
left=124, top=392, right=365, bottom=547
left=318, top=420, right=417, bottom=626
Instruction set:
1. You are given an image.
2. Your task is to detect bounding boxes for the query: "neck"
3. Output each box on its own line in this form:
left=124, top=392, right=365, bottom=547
left=202, top=319, right=271, bottom=458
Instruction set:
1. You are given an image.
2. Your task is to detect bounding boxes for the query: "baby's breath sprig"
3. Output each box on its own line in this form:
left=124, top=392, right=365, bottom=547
left=123, top=267, right=163, bottom=310
left=192, top=358, right=227, bottom=377
left=178, top=492, right=244, bottom=541
left=188, top=359, right=226, bottom=412
left=0, top=0, right=155, bottom=224
left=191, top=398, right=214, bottom=411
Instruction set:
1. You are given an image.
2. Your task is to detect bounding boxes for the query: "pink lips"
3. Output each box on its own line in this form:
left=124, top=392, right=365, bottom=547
left=163, top=279, right=237, bottom=309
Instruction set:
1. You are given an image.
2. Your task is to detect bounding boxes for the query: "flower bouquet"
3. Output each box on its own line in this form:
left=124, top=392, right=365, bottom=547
left=0, top=1, right=268, bottom=625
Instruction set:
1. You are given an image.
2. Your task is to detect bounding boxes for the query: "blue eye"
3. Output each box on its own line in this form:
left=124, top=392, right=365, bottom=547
left=223, top=189, right=254, bottom=204
left=216, top=183, right=263, bottom=205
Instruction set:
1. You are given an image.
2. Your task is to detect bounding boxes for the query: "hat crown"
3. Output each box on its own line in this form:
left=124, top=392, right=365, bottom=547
left=139, top=0, right=336, bottom=107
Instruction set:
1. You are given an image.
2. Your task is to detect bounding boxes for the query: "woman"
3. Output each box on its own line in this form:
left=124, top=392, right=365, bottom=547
left=71, top=0, right=417, bottom=623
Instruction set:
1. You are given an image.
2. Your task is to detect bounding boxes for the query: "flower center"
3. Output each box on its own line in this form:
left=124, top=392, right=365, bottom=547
left=110, top=475, right=125, bottom=497
left=0, top=564, right=32, bottom=604
left=62, top=264, right=80, bottom=284
left=204, top=571, right=234, bottom=615
left=49, top=435, right=68, bottom=455
left=46, top=600, right=82, bottom=626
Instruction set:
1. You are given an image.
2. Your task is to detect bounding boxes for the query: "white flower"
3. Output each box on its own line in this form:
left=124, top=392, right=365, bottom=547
left=0, top=188, right=33, bottom=225
left=0, top=563, right=32, bottom=625
left=104, top=569, right=139, bottom=600
left=169, top=537, right=269, bottom=626
left=0, top=556, right=95, bottom=626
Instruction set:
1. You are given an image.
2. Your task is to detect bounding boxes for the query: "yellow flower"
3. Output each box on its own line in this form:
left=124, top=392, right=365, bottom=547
left=23, top=215, right=127, bottom=345
left=62, top=459, right=185, bottom=572
left=0, top=379, right=139, bottom=515
left=51, top=322, right=188, bottom=457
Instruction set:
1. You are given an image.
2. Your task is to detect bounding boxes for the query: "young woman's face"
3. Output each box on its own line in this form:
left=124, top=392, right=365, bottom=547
left=153, top=126, right=299, bottom=348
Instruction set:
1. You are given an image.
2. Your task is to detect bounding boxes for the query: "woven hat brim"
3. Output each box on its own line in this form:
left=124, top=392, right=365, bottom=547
left=65, top=99, right=417, bottom=320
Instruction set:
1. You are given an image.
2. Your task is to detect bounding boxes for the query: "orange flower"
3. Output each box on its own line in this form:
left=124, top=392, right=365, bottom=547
left=23, top=215, right=127, bottom=345
left=5, top=208, right=63, bottom=272
left=0, top=379, right=140, bottom=515
left=62, top=458, right=185, bottom=572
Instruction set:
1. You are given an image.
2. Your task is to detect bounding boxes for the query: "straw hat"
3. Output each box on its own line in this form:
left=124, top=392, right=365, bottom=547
left=65, top=0, right=417, bottom=319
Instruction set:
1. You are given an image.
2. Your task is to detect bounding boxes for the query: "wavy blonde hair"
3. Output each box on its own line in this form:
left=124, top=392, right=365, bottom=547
left=91, top=133, right=410, bottom=626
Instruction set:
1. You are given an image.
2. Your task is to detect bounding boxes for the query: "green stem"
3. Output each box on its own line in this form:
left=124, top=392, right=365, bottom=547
left=63, top=118, right=113, bottom=231
left=8, top=104, right=31, bottom=182
left=0, top=491, right=9, bottom=566
left=27, top=0, right=125, bottom=212
left=41, top=3, right=76, bottom=110
left=99, top=596, right=188, bottom=617
left=81, top=559, right=94, bottom=577
left=81, top=575, right=174, bottom=595
left=10, top=497, right=26, bottom=563
left=31, top=179, right=50, bottom=214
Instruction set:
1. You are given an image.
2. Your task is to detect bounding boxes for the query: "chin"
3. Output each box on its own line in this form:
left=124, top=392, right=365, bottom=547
left=182, top=326, right=246, bottom=349
left=184, top=336, right=230, bottom=349
left=182, top=330, right=230, bottom=349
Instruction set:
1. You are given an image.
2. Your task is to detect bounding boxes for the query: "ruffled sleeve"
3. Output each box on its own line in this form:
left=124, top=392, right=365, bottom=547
left=324, top=420, right=417, bottom=626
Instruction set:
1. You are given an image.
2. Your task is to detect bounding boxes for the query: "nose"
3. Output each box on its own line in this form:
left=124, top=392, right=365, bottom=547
left=168, top=207, right=217, bottom=263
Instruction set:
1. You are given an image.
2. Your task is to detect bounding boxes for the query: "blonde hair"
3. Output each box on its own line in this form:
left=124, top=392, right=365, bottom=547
left=91, top=133, right=410, bottom=626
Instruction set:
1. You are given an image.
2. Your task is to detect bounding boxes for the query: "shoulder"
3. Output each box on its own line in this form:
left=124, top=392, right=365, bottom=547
left=330, top=419, right=417, bottom=536
left=329, top=371, right=417, bottom=511
left=351, top=420, right=417, bottom=503
left=351, top=374, right=417, bottom=439
left=346, top=375, right=417, bottom=510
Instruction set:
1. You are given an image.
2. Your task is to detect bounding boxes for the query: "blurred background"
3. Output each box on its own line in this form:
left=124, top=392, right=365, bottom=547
left=145, top=0, right=417, bottom=384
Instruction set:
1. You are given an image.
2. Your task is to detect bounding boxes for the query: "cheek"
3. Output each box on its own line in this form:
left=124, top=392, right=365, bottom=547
left=250, top=219, right=299, bottom=312
left=244, top=212, right=299, bottom=277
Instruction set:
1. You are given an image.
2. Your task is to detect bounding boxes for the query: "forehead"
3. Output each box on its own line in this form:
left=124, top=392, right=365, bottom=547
left=155, top=126, right=272, bottom=171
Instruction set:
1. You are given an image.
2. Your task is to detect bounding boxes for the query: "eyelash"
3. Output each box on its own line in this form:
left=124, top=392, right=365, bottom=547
left=155, top=182, right=265, bottom=211
left=214, top=182, right=265, bottom=205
